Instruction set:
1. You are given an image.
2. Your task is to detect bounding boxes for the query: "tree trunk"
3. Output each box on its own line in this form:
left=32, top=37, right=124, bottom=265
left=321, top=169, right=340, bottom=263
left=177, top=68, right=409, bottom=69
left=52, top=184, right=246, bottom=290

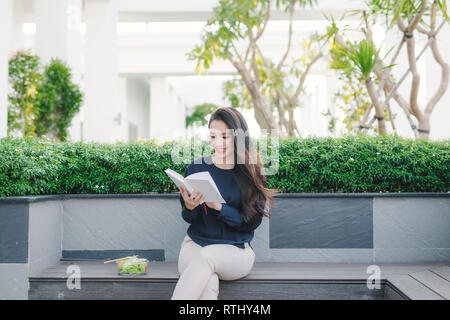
left=231, top=59, right=277, bottom=131
left=365, top=77, right=387, bottom=135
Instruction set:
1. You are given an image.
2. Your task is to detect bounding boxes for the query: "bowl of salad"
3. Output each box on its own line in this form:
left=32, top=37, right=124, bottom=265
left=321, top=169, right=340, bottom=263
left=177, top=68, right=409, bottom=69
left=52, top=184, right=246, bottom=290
left=116, top=256, right=148, bottom=276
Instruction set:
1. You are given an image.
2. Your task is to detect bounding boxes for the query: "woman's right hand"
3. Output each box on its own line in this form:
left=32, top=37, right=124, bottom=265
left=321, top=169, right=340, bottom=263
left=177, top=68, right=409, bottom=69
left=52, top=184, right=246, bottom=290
left=179, top=187, right=205, bottom=211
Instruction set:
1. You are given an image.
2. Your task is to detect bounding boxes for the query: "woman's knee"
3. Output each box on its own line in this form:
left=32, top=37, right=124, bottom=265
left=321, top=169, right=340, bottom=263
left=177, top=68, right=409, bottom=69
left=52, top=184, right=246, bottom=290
left=201, top=245, right=255, bottom=281
left=198, top=247, right=217, bottom=269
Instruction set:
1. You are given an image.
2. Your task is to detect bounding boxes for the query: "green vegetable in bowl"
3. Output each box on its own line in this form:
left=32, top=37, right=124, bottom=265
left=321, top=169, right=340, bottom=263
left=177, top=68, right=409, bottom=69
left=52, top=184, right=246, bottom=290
left=117, top=257, right=148, bottom=275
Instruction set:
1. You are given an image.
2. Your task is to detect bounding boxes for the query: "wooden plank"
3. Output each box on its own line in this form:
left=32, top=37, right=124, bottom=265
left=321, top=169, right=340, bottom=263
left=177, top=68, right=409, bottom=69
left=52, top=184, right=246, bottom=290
left=29, top=280, right=385, bottom=300
left=429, top=266, right=450, bottom=282
left=29, top=260, right=449, bottom=283
left=387, top=275, right=444, bottom=300
left=409, top=270, right=450, bottom=299
left=219, top=282, right=384, bottom=300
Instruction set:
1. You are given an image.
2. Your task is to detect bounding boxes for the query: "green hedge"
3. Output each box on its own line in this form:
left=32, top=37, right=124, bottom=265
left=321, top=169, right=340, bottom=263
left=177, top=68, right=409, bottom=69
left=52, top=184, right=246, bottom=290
left=0, top=134, right=448, bottom=197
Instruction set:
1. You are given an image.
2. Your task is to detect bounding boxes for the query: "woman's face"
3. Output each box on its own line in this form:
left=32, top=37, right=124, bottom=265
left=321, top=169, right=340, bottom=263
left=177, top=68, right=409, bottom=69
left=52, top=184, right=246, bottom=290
left=209, top=120, right=234, bottom=160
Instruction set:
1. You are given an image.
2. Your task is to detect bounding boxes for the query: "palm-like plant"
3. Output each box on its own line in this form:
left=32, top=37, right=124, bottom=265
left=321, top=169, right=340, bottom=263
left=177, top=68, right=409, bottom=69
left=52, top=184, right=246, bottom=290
left=347, top=39, right=380, bottom=81
left=347, top=40, right=387, bottom=135
left=331, top=39, right=388, bottom=135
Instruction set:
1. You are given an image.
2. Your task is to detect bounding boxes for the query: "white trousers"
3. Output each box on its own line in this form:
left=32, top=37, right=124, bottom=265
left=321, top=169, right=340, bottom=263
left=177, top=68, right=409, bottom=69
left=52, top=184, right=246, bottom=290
left=171, top=235, right=255, bottom=300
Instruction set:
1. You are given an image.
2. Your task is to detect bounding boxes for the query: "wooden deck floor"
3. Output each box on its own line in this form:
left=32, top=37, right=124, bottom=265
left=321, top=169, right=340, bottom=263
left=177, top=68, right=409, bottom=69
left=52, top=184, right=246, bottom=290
left=28, top=261, right=450, bottom=300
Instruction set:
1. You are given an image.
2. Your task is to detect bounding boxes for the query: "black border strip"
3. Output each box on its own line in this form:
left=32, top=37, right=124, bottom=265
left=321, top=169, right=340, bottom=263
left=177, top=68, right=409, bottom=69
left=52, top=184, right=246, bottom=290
left=1, top=192, right=449, bottom=204
left=61, top=249, right=165, bottom=261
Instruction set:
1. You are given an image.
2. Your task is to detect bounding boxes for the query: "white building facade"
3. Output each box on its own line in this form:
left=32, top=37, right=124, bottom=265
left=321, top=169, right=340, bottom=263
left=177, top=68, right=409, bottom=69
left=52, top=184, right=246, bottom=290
left=0, top=0, right=449, bottom=144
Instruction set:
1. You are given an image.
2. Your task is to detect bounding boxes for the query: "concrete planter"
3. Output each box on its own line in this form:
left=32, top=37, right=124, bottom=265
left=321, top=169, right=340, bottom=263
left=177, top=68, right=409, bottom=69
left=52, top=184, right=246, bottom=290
left=0, top=192, right=449, bottom=299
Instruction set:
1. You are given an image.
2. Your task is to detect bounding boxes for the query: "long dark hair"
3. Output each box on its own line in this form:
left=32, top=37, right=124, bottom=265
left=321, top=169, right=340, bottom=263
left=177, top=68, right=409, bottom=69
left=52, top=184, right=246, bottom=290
left=208, top=107, right=280, bottom=226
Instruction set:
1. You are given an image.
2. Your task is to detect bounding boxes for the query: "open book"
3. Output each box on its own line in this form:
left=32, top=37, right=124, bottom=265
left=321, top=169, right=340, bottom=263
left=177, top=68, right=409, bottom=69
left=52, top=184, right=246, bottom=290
left=165, top=168, right=226, bottom=204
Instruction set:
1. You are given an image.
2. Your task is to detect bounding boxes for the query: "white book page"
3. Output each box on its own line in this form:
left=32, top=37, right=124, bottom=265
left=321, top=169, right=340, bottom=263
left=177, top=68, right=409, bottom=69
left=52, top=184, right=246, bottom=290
left=165, top=168, right=225, bottom=204
left=186, top=172, right=222, bottom=195
left=185, top=171, right=225, bottom=203
left=164, top=169, right=194, bottom=194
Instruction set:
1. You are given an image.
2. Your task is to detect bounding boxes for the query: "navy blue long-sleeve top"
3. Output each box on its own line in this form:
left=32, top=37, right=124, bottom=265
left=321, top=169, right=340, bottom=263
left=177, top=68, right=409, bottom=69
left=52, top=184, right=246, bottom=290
left=180, top=154, right=262, bottom=249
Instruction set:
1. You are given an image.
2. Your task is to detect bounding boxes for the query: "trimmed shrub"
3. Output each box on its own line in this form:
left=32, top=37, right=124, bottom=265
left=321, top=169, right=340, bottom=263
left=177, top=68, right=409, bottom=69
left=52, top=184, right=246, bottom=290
left=0, top=133, right=448, bottom=197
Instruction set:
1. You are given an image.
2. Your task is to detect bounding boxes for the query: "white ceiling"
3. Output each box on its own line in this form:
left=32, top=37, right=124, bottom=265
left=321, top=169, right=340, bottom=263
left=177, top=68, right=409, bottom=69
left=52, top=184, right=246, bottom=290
left=20, top=0, right=368, bottom=22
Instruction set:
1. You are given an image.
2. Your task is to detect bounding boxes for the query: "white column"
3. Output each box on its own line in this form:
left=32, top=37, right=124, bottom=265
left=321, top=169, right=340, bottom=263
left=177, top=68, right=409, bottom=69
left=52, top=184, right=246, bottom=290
left=0, top=0, right=12, bottom=138
left=149, top=77, right=167, bottom=143
left=9, top=0, right=25, bottom=53
left=34, top=0, right=81, bottom=68
left=117, top=76, right=128, bottom=142
left=83, top=0, right=119, bottom=143
left=35, top=0, right=83, bottom=141
left=149, top=76, right=184, bottom=143
left=65, top=0, right=83, bottom=142
left=177, top=96, right=186, bottom=135
left=325, top=69, right=341, bottom=138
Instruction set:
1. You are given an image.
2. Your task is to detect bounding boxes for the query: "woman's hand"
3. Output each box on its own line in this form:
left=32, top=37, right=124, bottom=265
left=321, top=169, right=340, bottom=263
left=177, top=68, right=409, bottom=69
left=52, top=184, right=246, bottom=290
left=179, top=187, right=205, bottom=211
left=205, top=202, right=222, bottom=211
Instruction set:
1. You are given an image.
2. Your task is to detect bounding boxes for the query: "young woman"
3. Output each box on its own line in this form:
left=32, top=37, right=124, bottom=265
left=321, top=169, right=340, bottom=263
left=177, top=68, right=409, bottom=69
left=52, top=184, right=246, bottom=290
left=171, top=107, right=279, bottom=300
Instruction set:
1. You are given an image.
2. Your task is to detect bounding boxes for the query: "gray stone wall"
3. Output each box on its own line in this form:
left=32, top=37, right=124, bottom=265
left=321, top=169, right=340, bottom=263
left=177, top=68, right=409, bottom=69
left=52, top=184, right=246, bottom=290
left=46, top=193, right=450, bottom=264
left=0, top=202, right=29, bottom=299
left=373, top=197, right=450, bottom=262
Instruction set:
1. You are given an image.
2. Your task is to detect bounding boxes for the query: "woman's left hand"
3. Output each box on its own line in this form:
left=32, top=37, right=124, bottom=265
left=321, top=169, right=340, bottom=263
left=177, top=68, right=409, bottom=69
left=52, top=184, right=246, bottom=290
left=205, top=202, right=222, bottom=211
